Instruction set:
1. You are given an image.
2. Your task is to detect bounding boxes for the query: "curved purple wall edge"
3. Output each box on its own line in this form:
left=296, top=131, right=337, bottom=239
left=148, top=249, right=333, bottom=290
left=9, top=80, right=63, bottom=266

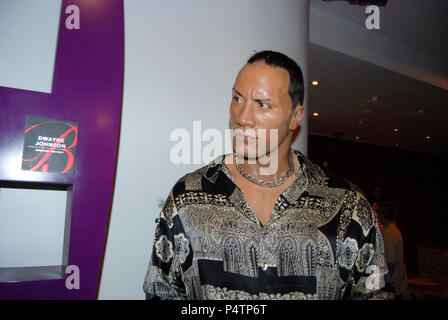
left=0, top=0, right=124, bottom=299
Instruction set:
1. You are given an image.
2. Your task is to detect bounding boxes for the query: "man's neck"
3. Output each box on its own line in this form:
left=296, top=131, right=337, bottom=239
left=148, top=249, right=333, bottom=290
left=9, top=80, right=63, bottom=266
left=237, top=141, right=294, bottom=180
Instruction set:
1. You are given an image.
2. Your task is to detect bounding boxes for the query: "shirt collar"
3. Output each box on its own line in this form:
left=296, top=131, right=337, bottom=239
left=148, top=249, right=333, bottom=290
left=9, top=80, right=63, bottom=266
left=203, top=148, right=326, bottom=204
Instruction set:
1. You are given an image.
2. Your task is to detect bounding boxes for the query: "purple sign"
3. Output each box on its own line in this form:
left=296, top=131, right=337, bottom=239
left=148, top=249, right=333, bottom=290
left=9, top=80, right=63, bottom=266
left=0, top=0, right=124, bottom=299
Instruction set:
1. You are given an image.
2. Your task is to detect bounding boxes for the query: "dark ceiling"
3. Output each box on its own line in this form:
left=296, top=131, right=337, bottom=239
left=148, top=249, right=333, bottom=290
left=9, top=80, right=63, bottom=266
left=309, top=0, right=448, bottom=155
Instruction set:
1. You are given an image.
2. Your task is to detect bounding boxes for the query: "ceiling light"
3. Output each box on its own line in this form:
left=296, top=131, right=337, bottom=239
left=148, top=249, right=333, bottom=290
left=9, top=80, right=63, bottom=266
left=311, top=81, right=319, bottom=86
left=426, top=136, right=431, bottom=140
left=312, top=112, right=319, bottom=117
left=394, top=143, right=399, bottom=147
left=393, top=128, right=399, bottom=133
left=355, top=136, right=360, bottom=140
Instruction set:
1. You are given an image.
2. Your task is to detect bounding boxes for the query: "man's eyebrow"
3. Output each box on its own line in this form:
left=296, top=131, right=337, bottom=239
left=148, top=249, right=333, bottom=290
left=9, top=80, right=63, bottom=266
left=232, top=88, right=245, bottom=98
left=232, top=89, right=272, bottom=102
left=253, top=98, right=272, bottom=103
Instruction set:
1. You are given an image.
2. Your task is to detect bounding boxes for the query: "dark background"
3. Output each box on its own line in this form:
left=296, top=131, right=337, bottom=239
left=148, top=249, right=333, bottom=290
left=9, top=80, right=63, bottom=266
left=308, top=134, right=447, bottom=277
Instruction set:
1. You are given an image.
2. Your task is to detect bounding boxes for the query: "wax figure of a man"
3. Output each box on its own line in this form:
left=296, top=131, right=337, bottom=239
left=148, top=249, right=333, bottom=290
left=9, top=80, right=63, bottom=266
left=143, top=51, right=394, bottom=300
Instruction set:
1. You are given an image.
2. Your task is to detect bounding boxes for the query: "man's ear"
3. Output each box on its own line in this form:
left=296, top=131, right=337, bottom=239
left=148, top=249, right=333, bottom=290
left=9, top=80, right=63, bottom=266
left=289, top=105, right=305, bottom=131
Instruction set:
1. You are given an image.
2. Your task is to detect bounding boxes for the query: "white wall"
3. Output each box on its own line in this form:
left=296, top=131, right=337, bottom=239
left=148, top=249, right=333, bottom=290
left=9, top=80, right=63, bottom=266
left=0, top=188, right=67, bottom=268
left=0, top=0, right=61, bottom=93
left=98, top=0, right=310, bottom=299
left=0, top=0, right=66, bottom=271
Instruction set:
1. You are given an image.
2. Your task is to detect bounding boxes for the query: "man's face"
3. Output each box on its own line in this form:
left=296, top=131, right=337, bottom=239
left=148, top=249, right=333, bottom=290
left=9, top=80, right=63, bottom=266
left=230, top=61, right=304, bottom=159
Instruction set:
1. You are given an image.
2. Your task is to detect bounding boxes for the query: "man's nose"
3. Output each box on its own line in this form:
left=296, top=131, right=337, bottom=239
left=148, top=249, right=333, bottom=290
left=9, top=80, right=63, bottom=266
left=237, top=101, right=255, bottom=127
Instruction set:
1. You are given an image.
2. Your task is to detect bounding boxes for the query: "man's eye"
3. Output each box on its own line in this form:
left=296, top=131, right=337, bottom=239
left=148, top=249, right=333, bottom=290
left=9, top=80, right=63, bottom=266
left=233, top=96, right=242, bottom=103
left=258, top=102, right=270, bottom=109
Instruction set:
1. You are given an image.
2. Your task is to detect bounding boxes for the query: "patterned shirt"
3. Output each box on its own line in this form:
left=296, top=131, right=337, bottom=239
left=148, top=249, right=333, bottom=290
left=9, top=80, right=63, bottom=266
left=143, top=149, right=395, bottom=300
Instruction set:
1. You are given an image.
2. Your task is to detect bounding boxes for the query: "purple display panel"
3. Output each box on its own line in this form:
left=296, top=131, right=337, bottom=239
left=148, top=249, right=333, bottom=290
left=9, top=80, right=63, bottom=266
left=0, top=0, right=124, bottom=299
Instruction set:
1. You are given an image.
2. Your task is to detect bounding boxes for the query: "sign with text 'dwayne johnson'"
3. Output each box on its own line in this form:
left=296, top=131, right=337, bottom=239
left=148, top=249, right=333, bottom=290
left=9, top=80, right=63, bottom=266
left=21, top=116, right=78, bottom=174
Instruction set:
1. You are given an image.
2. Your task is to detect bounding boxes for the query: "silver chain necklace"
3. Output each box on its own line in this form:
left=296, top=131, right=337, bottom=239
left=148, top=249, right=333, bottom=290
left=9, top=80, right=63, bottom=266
left=234, top=150, right=295, bottom=187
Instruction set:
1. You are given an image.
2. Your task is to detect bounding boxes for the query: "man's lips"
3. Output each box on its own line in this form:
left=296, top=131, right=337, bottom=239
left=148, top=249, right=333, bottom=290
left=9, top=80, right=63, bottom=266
left=234, top=134, right=257, bottom=140
left=233, top=129, right=257, bottom=139
left=236, top=135, right=257, bottom=144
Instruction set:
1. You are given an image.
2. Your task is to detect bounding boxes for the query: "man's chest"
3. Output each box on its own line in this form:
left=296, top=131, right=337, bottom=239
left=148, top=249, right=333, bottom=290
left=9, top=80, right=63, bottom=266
left=231, top=167, right=296, bottom=227
left=178, top=203, right=340, bottom=277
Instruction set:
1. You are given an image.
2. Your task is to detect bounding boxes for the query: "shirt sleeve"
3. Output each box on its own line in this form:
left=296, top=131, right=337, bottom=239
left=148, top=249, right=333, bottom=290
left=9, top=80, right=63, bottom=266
left=341, top=192, right=395, bottom=300
left=142, top=190, right=192, bottom=300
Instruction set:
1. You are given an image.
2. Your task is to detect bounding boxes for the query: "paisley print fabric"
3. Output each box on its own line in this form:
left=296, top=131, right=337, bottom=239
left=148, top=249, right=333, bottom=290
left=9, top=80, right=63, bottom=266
left=143, top=149, right=395, bottom=300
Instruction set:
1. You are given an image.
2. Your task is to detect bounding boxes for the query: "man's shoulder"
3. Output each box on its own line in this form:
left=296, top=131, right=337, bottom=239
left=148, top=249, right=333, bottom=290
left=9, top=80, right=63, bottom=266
left=299, top=151, right=365, bottom=196
left=316, top=172, right=370, bottom=213
left=159, top=159, right=222, bottom=221
left=298, top=155, right=377, bottom=237
left=324, top=174, right=376, bottom=236
left=326, top=174, right=367, bottom=200
left=170, top=155, right=225, bottom=198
